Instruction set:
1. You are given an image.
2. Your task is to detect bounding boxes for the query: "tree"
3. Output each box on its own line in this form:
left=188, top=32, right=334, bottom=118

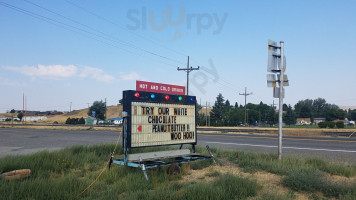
left=79, top=117, right=85, bottom=124
left=351, top=109, right=356, bottom=121
left=312, top=98, right=327, bottom=117
left=88, top=100, right=107, bottom=120
left=17, top=112, right=23, bottom=121
left=210, top=93, right=225, bottom=126
left=283, top=105, right=296, bottom=126
left=65, top=117, right=71, bottom=124
left=10, top=109, right=16, bottom=113
left=266, top=107, right=278, bottom=126
left=295, top=99, right=313, bottom=118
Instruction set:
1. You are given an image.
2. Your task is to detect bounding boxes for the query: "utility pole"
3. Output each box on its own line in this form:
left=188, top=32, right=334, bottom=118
left=202, top=101, right=210, bottom=126
left=177, top=56, right=200, bottom=95
left=22, top=93, right=24, bottom=123
left=70, top=102, right=72, bottom=112
left=25, top=95, right=27, bottom=124
left=105, top=98, right=107, bottom=120
left=239, top=87, right=253, bottom=125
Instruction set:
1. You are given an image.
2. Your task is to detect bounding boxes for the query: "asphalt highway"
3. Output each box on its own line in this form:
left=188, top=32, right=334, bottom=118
left=1, top=128, right=356, bottom=164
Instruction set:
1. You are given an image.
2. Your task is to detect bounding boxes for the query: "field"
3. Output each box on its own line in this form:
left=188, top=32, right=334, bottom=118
left=2, top=105, right=355, bottom=137
left=1, top=144, right=356, bottom=200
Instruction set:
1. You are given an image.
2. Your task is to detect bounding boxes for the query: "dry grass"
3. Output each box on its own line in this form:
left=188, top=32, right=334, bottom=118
left=180, top=164, right=312, bottom=200
left=42, top=105, right=122, bottom=124
left=199, top=126, right=356, bottom=137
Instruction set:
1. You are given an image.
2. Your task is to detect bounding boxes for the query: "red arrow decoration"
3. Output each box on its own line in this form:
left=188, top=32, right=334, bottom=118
left=137, top=125, right=142, bottom=132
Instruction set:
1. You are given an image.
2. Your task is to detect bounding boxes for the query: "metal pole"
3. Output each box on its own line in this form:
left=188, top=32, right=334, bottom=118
left=278, top=41, right=284, bottom=160
left=187, top=56, right=189, bottom=95
left=244, top=87, right=247, bottom=125
left=239, top=87, right=252, bottom=126
left=177, top=56, right=199, bottom=96
left=205, top=101, right=208, bottom=126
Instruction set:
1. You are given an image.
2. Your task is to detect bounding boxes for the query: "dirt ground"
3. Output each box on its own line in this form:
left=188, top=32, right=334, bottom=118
left=180, top=159, right=355, bottom=200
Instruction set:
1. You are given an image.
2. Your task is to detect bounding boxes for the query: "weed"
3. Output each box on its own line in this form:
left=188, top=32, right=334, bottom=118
left=282, top=168, right=325, bottom=192
left=206, top=170, right=220, bottom=177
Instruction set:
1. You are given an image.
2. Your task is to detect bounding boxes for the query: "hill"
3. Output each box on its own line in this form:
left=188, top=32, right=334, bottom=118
left=42, top=105, right=123, bottom=124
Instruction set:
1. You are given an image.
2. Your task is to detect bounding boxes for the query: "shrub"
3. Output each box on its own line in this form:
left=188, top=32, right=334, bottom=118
left=336, top=121, right=344, bottom=128
left=318, top=122, right=327, bottom=128
left=78, top=117, right=85, bottom=124
left=328, top=121, right=335, bottom=128
left=65, top=117, right=71, bottom=124
left=282, top=169, right=325, bottom=192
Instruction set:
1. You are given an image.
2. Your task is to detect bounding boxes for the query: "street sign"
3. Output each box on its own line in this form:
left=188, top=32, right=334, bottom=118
left=277, top=74, right=289, bottom=86
left=273, top=87, right=285, bottom=98
left=136, top=80, right=185, bottom=95
left=123, top=90, right=196, bottom=148
left=267, top=40, right=279, bottom=72
left=267, top=74, right=276, bottom=87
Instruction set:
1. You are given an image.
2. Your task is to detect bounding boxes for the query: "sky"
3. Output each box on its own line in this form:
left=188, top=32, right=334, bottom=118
left=0, top=0, right=355, bottom=113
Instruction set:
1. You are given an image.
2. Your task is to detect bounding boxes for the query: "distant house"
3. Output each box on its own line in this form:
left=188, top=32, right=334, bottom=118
left=296, top=118, right=311, bottom=125
left=108, top=118, right=123, bottom=125
left=332, top=118, right=350, bottom=126
left=314, top=118, right=326, bottom=125
left=85, top=117, right=97, bottom=125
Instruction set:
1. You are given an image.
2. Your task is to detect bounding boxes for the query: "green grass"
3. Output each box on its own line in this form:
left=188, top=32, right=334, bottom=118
left=1, top=144, right=356, bottom=199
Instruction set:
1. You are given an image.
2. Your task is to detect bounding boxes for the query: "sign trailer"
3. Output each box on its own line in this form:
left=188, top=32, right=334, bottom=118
left=111, top=90, right=212, bottom=178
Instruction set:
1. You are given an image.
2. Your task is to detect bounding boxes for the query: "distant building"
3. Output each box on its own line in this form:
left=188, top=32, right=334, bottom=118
left=23, top=116, right=47, bottom=122
left=296, top=118, right=311, bottom=125
left=108, top=118, right=123, bottom=125
left=85, top=117, right=97, bottom=125
left=314, top=118, right=326, bottom=125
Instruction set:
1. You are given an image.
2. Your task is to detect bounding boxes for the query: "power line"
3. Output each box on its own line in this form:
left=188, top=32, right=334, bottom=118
left=64, top=0, right=188, bottom=61
left=1, top=1, right=267, bottom=103
left=239, top=87, right=253, bottom=125
left=0, top=1, right=182, bottom=68
left=177, top=56, right=200, bottom=95
left=62, top=1, right=253, bottom=96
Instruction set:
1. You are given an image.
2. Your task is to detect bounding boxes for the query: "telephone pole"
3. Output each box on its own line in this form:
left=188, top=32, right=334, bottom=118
left=177, top=56, right=199, bottom=95
left=70, top=102, right=72, bottom=112
left=105, top=98, right=107, bottom=120
left=202, top=101, right=210, bottom=126
left=239, top=87, right=253, bottom=125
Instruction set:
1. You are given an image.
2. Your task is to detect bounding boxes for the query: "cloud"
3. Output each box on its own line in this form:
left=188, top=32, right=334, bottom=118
left=3, top=64, right=115, bottom=82
left=0, top=76, right=26, bottom=87
left=119, top=72, right=141, bottom=81
left=80, top=66, right=115, bottom=82
left=3, top=65, right=77, bottom=79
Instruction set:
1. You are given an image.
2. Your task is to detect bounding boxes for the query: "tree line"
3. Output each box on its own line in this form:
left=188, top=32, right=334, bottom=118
left=197, top=94, right=356, bottom=126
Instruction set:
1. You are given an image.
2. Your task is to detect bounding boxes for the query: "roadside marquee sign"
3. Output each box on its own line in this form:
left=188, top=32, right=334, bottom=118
left=123, top=90, right=196, bottom=148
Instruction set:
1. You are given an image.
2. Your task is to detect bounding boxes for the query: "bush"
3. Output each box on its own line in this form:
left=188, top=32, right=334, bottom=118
left=318, top=122, right=327, bottom=128
left=328, top=121, right=335, bottom=128
left=78, top=117, right=85, bottom=124
left=336, top=121, right=344, bottom=128
left=282, top=169, right=325, bottom=192
left=65, top=117, right=71, bottom=124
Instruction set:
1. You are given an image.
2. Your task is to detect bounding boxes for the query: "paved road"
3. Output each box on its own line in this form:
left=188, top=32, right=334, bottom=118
left=198, top=133, right=356, bottom=164
left=1, top=128, right=356, bottom=164
left=0, top=128, right=121, bottom=157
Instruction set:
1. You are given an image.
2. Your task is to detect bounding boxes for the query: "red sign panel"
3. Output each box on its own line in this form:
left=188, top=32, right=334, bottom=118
left=136, top=80, right=185, bottom=95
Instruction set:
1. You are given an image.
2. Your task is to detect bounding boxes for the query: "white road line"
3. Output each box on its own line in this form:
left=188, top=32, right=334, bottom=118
left=205, top=142, right=356, bottom=153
